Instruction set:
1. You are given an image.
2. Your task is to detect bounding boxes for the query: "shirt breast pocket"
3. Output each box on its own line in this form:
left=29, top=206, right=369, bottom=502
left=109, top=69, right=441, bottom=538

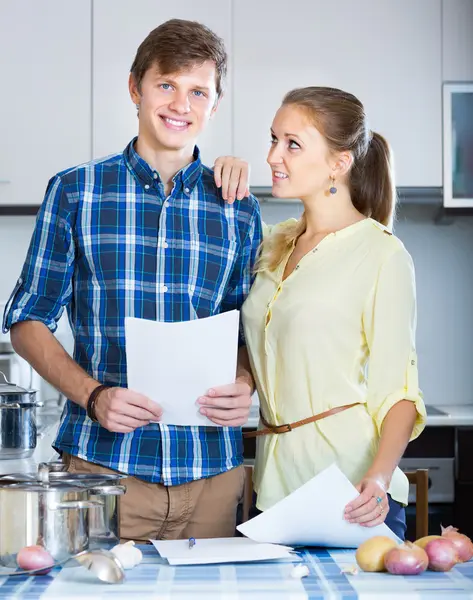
left=190, top=234, right=239, bottom=317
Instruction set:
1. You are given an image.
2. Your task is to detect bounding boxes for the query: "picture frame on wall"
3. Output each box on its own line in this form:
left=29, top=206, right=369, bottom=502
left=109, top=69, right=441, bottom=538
left=443, top=82, right=473, bottom=208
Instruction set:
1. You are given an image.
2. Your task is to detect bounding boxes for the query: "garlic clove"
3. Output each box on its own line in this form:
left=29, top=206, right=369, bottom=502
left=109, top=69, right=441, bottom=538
left=111, top=541, right=143, bottom=570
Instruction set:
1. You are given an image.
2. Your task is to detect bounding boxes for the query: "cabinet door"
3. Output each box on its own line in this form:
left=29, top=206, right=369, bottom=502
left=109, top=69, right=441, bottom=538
left=93, top=0, right=232, bottom=167
left=442, top=0, right=473, bottom=81
left=0, top=1, right=91, bottom=206
left=233, top=0, right=442, bottom=188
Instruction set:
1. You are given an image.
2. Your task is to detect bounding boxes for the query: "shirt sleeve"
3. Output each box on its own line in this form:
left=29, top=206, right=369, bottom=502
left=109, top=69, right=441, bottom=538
left=2, top=175, right=76, bottom=334
left=362, top=246, right=426, bottom=441
left=221, top=196, right=263, bottom=346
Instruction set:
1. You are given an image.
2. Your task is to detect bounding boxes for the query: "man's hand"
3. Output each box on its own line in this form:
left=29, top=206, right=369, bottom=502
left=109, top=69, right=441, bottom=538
left=213, top=156, right=250, bottom=203
left=197, top=381, right=252, bottom=426
left=94, top=387, right=163, bottom=433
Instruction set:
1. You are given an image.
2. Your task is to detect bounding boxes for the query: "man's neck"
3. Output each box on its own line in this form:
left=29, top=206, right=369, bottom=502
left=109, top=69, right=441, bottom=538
left=135, top=134, right=195, bottom=195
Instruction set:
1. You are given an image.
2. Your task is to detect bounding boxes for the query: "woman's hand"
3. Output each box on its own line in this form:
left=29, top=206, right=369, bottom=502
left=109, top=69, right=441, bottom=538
left=344, top=474, right=390, bottom=527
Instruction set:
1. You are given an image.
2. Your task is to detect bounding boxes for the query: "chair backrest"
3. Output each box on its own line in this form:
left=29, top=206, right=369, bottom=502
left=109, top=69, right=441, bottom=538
left=404, top=468, right=429, bottom=539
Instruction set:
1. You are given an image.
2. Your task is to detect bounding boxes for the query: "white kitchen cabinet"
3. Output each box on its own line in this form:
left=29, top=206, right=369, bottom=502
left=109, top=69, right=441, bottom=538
left=233, top=0, right=442, bottom=188
left=93, top=0, right=232, bottom=167
left=0, top=1, right=91, bottom=207
left=442, top=0, right=473, bottom=82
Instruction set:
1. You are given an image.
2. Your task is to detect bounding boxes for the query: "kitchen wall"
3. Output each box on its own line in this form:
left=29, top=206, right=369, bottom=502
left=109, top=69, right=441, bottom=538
left=1, top=202, right=473, bottom=406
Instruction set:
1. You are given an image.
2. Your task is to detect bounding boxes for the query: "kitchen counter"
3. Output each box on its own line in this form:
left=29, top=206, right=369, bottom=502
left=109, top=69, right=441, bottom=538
left=0, top=544, right=472, bottom=599
left=243, top=404, right=473, bottom=429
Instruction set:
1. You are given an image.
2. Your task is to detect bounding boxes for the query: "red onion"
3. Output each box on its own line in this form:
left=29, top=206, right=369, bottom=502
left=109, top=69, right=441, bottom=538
left=384, top=542, right=428, bottom=575
left=425, top=538, right=458, bottom=572
left=441, top=525, right=473, bottom=563
left=16, top=545, right=54, bottom=575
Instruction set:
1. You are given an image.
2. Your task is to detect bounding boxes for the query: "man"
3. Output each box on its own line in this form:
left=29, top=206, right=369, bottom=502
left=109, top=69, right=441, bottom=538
left=2, top=19, right=261, bottom=541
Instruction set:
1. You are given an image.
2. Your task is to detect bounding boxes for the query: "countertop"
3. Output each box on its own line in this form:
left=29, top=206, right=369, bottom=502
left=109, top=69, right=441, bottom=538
left=243, top=404, right=473, bottom=429
left=0, top=544, right=472, bottom=599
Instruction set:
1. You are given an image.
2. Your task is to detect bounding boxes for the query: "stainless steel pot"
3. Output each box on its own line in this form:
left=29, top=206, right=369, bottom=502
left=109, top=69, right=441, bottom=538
left=0, top=371, right=43, bottom=459
left=0, top=464, right=126, bottom=551
left=0, top=481, right=103, bottom=567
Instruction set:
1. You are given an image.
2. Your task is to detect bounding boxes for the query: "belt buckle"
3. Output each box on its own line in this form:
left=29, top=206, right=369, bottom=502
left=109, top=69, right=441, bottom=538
left=274, top=422, right=292, bottom=434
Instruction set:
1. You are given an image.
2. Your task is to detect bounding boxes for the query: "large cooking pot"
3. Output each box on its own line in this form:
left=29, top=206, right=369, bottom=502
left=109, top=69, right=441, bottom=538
left=0, top=465, right=126, bottom=549
left=0, top=371, right=43, bottom=459
left=0, top=481, right=103, bottom=567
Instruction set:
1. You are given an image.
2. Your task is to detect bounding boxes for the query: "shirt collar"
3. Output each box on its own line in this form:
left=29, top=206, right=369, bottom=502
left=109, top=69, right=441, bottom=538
left=124, top=137, right=202, bottom=194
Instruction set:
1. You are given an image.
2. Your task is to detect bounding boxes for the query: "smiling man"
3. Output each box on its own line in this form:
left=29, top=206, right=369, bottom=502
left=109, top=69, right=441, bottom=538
left=2, top=19, right=262, bottom=541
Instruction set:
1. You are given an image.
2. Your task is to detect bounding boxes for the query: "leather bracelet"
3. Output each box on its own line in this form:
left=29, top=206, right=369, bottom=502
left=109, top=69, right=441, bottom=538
left=86, top=384, right=110, bottom=423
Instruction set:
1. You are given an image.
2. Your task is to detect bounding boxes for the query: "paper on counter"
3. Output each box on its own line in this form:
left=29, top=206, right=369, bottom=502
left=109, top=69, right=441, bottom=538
left=151, top=537, right=298, bottom=566
left=125, top=311, right=239, bottom=426
left=237, top=464, right=401, bottom=548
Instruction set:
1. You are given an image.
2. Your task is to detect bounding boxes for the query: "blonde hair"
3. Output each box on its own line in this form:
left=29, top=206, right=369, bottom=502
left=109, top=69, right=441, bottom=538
left=257, top=87, right=397, bottom=273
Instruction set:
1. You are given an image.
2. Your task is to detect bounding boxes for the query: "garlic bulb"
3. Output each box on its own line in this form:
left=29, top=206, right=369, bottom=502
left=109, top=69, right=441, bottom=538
left=290, top=564, right=310, bottom=579
left=111, top=540, right=143, bottom=569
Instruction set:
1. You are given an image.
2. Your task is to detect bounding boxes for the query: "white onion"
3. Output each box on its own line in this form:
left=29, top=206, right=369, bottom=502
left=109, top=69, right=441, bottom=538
left=355, top=536, right=398, bottom=572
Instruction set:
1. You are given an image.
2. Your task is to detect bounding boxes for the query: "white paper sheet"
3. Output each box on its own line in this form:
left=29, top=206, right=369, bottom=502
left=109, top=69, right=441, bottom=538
left=237, top=464, right=402, bottom=548
left=150, top=537, right=298, bottom=566
left=125, top=311, right=240, bottom=426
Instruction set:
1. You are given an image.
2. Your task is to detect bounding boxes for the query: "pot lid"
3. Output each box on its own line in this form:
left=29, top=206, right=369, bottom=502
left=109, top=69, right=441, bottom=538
left=0, top=472, right=126, bottom=486
left=0, top=371, right=35, bottom=397
left=1, top=481, right=87, bottom=492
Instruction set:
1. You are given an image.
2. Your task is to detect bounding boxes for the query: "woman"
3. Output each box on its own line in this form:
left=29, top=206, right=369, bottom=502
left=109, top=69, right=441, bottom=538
left=241, top=87, right=426, bottom=540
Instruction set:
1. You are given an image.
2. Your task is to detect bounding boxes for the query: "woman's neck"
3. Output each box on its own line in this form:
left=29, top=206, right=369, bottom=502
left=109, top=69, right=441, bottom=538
left=301, top=186, right=365, bottom=236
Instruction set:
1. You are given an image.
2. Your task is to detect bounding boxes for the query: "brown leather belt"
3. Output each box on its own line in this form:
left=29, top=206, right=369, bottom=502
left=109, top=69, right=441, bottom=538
left=243, top=402, right=359, bottom=438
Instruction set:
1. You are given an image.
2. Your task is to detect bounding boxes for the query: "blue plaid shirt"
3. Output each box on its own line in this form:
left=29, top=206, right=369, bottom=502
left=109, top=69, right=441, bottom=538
left=2, top=138, right=262, bottom=485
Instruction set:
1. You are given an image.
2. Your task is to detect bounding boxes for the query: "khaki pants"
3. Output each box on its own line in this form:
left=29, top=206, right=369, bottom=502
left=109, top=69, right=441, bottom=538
left=63, top=453, right=245, bottom=542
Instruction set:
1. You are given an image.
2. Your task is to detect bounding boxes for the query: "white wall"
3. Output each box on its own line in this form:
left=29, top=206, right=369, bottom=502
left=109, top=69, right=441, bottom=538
left=1, top=204, right=473, bottom=405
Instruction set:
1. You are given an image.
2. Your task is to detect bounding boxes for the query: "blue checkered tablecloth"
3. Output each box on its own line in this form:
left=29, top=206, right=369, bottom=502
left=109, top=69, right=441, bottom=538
left=1, top=545, right=473, bottom=599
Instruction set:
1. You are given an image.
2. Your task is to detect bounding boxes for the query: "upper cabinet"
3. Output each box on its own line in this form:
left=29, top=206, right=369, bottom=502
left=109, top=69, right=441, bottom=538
left=92, top=0, right=232, bottom=167
left=0, top=1, right=91, bottom=207
left=442, top=0, right=473, bottom=82
left=233, top=0, right=442, bottom=188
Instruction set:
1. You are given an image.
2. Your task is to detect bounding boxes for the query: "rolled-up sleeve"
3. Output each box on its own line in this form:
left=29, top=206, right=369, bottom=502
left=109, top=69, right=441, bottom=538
left=2, top=175, right=75, bottom=334
left=363, top=246, right=426, bottom=441
left=221, top=196, right=263, bottom=346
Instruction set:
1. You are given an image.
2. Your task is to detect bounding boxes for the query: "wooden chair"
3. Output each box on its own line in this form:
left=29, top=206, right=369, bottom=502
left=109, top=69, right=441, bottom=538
left=242, top=466, right=429, bottom=540
left=404, top=468, right=429, bottom=539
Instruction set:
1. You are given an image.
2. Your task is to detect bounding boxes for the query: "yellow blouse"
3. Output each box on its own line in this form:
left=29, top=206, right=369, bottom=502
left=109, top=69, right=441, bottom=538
left=242, top=218, right=426, bottom=511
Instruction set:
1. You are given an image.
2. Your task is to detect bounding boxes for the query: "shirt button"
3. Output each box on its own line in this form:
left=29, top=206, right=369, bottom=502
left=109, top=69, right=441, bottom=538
left=185, top=187, right=190, bottom=194
left=144, top=184, right=150, bottom=190
left=153, top=173, right=158, bottom=180
left=161, top=285, right=168, bottom=292
left=164, top=201, right=170, bottom=208
left=163, top=241, right=168, bottom=248
left=411, top=360, right=416, bottom=365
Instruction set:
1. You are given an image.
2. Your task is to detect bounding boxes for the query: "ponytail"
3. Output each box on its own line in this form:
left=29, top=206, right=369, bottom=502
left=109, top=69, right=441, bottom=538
left=350, top=131, right=397, bottom=229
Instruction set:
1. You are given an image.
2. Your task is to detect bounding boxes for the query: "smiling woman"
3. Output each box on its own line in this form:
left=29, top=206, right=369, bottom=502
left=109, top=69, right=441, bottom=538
left=242, top=86, right=426, bottom=541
